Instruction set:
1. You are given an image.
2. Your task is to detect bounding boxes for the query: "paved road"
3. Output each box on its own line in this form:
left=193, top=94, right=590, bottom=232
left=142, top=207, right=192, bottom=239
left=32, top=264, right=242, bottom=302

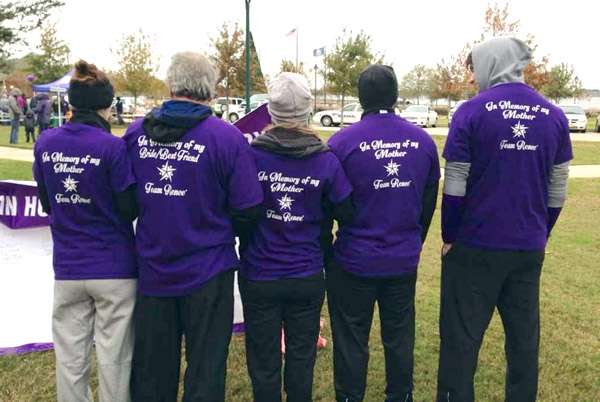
left=0, top=146, right=33, bottom=163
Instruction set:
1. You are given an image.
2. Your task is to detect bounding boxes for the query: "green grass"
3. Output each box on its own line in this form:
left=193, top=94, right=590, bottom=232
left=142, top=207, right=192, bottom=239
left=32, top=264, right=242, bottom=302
left=0, top=153, right=599, bottom=401
left=0, top=159, right=34, bottom=180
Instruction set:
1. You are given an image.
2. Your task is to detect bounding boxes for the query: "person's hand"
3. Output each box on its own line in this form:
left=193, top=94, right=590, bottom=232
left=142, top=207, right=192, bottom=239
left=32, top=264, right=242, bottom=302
left=441, top=243, right=453, bottom=257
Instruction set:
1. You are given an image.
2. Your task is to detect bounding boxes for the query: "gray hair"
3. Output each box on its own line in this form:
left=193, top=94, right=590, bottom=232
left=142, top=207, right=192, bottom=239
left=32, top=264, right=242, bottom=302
left=166, top=52, right=216, bottom=101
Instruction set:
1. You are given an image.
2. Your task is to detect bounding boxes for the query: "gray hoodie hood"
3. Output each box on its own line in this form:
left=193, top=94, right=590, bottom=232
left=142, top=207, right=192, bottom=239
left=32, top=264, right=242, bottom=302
left=472, top=37, right=532, bottom=92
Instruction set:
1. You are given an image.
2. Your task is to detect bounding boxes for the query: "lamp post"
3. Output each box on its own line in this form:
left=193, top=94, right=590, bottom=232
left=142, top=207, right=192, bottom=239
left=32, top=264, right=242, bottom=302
left=245, top=0, right=251, bottom=114
left=313, top=64, right=318, bottom=111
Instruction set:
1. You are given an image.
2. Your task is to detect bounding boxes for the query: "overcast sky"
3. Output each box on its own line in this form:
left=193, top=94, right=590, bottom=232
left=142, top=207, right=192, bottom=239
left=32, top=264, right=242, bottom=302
left=19, top=0, right=600, bottom=89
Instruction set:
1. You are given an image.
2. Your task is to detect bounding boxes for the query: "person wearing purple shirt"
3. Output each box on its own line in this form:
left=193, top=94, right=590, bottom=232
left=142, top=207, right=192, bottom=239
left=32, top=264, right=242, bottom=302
left=238, top=73, right=353, bottom=402
left=327, top=65, right=440, bottom=402
left=436, top=38, right=573, bottom=402
left=33, top=60, right=137, bottom=402
left=124, top=52, right=263, bottom=402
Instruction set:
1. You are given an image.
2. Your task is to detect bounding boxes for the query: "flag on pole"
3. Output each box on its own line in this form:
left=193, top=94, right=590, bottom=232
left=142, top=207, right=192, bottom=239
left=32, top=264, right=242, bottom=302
left=286, top=28, right=297, bottom=37
left=313, top=47, right=325, bottom=57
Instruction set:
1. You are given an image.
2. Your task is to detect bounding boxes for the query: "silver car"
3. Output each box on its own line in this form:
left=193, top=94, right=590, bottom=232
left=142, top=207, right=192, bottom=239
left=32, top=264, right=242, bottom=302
left=560, top=105, right=588, bottom=133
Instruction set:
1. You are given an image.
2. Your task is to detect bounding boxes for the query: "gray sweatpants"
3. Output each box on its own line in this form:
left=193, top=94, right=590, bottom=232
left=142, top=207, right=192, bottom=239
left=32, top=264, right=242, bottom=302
left=53, top=279, right=137, bottom=402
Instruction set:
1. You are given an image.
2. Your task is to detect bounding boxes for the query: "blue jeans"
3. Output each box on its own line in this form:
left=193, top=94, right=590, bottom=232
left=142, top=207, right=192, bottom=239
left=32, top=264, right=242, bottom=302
left=10, top=117, right=20, bottom=143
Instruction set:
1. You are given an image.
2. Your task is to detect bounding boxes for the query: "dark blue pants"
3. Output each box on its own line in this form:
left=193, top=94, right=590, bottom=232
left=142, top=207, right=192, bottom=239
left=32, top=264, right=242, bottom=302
left=130, top=270, right=234, bottom=402
left=239, top=272, right=325, bottom=402
left=327, top=264, right=416, bottom=402
left=10, top=117, right=19, bottom=143
left=436, top=243, right=544, bottom=402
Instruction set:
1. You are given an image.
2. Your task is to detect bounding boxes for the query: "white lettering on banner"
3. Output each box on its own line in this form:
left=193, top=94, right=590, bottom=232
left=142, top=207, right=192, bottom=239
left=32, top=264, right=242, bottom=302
left=0, top=195, right=17, bottom=216
left=0, top=195, right=48, bottom=218
left=24, top=196, right=37, bottom=217
left=23, top=196, right=47, bottom=217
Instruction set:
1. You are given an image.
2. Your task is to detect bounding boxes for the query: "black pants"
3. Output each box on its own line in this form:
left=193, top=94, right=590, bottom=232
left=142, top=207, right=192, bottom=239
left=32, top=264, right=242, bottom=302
left=130, top=269, right=234, bottom=402
left=25, top=128, right=35, bottom=142
left=436, top=243, right=545, bottom=402
left=327, top=264, right=417, bottom=402
left=38, top=121, right=48, bottom=136
left=239, top=273, right=325, bottom=402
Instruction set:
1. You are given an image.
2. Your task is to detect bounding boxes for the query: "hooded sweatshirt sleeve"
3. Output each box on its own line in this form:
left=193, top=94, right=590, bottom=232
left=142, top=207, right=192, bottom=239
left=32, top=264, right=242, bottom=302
left=441, top=107, right=471, bottom=244
left=547, top=113, right=573, bottom=236
left=420, top=151, right=440, bottom=243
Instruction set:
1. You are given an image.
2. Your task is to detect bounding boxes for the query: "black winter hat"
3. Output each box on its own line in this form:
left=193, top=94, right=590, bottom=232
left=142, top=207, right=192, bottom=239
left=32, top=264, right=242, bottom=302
left=68, top=61, right=114, bottom=110
left=358, top=65, right=398, bottom=111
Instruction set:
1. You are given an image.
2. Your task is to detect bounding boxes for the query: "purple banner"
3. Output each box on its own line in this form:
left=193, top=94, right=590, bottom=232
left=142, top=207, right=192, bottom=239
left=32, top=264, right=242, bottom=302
left=0, top=181, right=50, bottom=229
left=234, top=103, right=271, bottom=143
left=0, top=343, right=54, bottom=357
left=0, top=326, right=245, bottom=357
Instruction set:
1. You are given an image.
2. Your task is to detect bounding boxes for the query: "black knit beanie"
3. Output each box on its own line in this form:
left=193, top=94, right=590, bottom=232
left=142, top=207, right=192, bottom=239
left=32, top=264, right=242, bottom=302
left=68, top=61, right=114, bottom=110
left=358, top=65, right=398, bottom=111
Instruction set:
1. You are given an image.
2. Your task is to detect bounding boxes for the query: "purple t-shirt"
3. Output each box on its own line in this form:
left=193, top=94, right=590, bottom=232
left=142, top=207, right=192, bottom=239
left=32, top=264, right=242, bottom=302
left=33, top=123, right=137, bottom=280
left=328, top=112, right=440, bottom=277
left=444, top=82, right=573, bottom=250
left=123, top=116, right=263, bottom=296
left=241, top=148, right=352, bottom=280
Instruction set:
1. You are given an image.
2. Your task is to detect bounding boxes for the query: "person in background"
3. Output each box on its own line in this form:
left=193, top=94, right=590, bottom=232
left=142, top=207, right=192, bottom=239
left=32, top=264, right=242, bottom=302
left=436, top=37, right=572, bottom=402
left=32, top=60, right=138, bottom=402
left=239, top=72, right=353, bottom=402
left=8, top=88, right=22, bottom=144
left=35, top=93, right=52, bottom=136
left=115, top=96, right=125, bottom=125
left=327, top=65, right=440, bottom=402
left=29, top=92, right=39, bottom=112
left=17, top=93, right=26, bottom=112
left=124, top=52, right=263, bottom=402
left=24, top=107, right=36, bottom=143
left=61, top=96, right=69, bottom=124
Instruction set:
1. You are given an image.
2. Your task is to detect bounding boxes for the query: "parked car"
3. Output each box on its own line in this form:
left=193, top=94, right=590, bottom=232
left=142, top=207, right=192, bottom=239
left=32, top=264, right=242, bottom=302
left=241, top=97, right=269, bottom=113
left=559, top=105, right=588, bottom=133
left=313, top=103, right=363, bottom=127
left=399, top=105, right=438, bottom=128
left=448, top=100, right=467, bottom=125
left=212, top=97, right=245, bottom=118
left=250, top=93, right=269, bottom=106
left=0, top=111, right=11, bottom=125
left=313, top=103, right=403, bottom=127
